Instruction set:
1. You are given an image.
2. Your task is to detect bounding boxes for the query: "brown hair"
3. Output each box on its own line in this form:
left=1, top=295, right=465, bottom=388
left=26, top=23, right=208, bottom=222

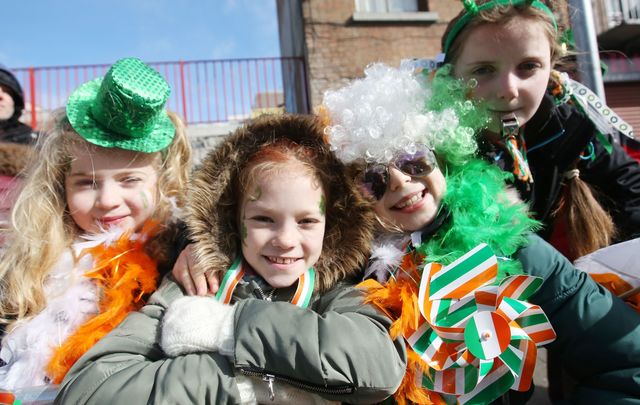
left=553, top=167, right=616, bottom=260
left=443, top=0, right=568, bottom=67
left=238, top=138, right=325, bottom=201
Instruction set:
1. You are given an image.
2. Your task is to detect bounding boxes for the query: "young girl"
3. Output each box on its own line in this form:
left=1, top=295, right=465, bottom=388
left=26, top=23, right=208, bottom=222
left=322, top=63, right=640, bottom=404
left=441, top=0, right=640, bottom=261
left=55, top=114, right=406, bottom=404
left=0, top=58, right=191, bottom=391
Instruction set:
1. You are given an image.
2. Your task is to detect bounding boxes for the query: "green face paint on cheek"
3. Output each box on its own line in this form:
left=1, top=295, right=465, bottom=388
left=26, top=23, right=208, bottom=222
left=249, top=186, right=262, bottom=202
left=241, top=220, right=248, bottom=245
left=140, top=191, right=150, bottom=209
left=319, top=195, right=326, bottom=216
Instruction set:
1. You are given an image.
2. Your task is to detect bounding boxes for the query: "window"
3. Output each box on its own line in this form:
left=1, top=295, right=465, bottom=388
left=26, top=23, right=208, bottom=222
left=356, top=0, right=420, bottom=12
left=353, top=0, right=436, bottom=22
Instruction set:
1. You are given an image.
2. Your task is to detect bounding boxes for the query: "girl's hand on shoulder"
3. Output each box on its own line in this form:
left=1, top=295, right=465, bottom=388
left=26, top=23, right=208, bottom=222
left=172, top=244, right=220, bottom=296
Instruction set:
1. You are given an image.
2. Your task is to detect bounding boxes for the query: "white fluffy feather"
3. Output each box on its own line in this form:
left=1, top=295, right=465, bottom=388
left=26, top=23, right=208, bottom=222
left=365, top=234, right=410, bottom=282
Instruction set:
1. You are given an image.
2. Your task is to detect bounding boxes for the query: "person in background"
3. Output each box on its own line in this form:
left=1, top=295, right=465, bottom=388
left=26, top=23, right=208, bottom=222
left=0, top=58, right=191, bottom=394
left=0, top=66, right=37, bottom=145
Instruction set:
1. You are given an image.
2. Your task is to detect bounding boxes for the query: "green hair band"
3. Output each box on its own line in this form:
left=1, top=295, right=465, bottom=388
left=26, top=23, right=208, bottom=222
left=443, top=0, right=558, bottom=56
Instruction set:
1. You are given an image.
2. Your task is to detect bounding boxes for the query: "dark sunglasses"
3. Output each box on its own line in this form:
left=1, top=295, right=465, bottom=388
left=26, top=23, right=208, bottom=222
left=361, top=144, right=437, bottom=200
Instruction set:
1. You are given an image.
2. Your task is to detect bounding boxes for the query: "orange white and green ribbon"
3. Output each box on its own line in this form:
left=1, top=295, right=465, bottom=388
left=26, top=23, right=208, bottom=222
left=406, top=244, right=555, bottom=404
left=216, top=257, right=315, bottom=308
left=502, top=116, right=533, bottom=184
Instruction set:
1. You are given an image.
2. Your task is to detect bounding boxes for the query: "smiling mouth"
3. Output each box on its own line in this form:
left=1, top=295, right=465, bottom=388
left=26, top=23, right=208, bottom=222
left=393, top=190, right=426, bottom=210
left=99, top=216, right=127, bottom=225
left=266, top=256, right=300, bottom=265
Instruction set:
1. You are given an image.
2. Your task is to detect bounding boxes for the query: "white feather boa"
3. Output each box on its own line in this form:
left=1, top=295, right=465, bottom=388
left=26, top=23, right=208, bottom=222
left=0, top=230, right=125, bottom=390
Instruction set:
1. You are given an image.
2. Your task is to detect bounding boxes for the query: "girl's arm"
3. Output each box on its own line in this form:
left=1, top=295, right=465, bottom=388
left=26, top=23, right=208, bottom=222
left=517, top=234, right=640, bottom=402
left=55, top=279, right=406, bottom=404
left=230, top=285, right=406, bottom=404
left=54, top=280, right=243, bottom=404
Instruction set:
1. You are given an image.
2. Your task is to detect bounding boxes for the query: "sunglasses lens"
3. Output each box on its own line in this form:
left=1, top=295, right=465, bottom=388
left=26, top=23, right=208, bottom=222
left=395, top=146, right=436, bottom=177
left=362, top=165, right=388, bottom=200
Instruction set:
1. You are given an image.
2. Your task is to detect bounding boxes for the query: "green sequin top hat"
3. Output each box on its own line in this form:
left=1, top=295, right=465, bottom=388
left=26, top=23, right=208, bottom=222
left=66, top=57, right=175, bottom=153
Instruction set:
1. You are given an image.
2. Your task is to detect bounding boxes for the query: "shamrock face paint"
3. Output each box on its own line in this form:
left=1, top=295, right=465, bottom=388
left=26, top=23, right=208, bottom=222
left=319, top=195, right=326, bottom=216
left=249, top=186, right=262, bottom=202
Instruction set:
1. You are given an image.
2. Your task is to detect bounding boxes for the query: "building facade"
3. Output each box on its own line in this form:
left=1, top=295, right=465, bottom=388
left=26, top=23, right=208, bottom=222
left=278, top=0, right=639, bottom=134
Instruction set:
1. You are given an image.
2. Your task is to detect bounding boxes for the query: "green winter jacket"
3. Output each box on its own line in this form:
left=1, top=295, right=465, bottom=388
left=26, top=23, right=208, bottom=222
left=54, top=275, right=406, bottom=404
left=517, top=234, right=640, bottom=403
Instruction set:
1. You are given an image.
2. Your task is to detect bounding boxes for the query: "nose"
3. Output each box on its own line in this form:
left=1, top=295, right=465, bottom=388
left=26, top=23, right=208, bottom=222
left=387, top=166, right=412, bottom=192
left=95, top=183, right=122, bottom=210
left=497, top=72, right=519, bottom=101
left=271, top=222, right=297, bottom=249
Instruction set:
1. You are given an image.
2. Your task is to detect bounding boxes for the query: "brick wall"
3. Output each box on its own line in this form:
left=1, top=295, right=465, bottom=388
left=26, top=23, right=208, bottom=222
left=301, top=0, right=462, bottom=108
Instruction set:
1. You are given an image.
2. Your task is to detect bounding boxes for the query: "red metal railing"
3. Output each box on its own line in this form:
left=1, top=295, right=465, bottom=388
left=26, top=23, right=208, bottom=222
left=10, top=57, right=308, bottom=129
left=601, top=51, right=640, bottom=73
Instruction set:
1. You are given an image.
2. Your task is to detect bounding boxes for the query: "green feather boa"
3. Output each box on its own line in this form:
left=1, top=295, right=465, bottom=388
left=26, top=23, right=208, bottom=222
left=415, top=159, right=540, bottom=281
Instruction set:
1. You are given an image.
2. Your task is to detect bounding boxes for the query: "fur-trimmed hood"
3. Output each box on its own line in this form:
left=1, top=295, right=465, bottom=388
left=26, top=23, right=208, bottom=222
left=186, top=114, right=375, bottom=293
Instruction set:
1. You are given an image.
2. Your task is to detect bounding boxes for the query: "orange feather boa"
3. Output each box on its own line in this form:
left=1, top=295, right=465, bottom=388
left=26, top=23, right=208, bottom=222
left=359, top=252, right=447, bottom=405
left=46, top=222, right=160, bottom=384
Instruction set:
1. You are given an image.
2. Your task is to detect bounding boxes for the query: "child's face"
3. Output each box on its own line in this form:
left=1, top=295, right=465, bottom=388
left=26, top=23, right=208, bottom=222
left=373, top=166, right=447, bottom=232
left=452, top=17, right=551, bottom=133
left=65, top=145, right=159, bottom=234
left=240, top=171, right=326, bottom=288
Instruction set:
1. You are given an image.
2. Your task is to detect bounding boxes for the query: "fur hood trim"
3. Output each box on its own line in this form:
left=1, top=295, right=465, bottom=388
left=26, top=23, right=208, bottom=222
left=0, top=142, right=33, bottom=177
left=186, top=114, right=375, bottom=293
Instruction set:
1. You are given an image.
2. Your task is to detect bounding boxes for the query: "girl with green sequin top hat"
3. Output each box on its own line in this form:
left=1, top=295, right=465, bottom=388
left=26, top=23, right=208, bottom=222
left=0, top=58, right=192, bottom=394
left=322, top=62, right=640, bottom=404
left=439, top=0, right=640, bottom=263
left=55, top=113, right=406, bottom=404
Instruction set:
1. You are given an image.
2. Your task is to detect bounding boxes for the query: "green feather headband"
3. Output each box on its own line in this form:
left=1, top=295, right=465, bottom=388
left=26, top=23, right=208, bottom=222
left=443, top=0, right=558, bottom=56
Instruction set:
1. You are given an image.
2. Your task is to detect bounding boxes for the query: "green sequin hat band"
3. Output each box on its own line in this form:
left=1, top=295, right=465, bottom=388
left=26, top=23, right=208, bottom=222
left=443, top=0, right=558, bottom=57
left=66, top=58, right=175, bottom=153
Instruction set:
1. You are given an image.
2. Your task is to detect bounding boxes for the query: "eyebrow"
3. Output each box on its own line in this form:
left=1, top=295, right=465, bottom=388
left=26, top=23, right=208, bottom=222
left=244, top=203, right=321, bottom=216
left=67, top=170, right=148, bottom=177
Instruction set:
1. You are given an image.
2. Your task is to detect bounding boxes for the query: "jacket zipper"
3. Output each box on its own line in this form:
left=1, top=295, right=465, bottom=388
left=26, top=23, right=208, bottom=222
left=252, top=280, right=276, bottom=301
left=239, top=366, right=355, bottom=398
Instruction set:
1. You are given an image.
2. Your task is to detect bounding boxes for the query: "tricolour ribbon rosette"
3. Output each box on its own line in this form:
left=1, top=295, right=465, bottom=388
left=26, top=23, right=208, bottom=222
left=405, top=243, right=556, bottom=404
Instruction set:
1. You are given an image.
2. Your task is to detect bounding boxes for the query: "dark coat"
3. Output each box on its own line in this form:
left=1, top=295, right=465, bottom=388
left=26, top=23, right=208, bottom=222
left=479, top=94, right=640, bottom=242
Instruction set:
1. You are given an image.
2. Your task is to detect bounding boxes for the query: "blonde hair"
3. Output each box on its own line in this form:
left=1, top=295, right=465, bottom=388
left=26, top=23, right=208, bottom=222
left=0, top=109, right=191, bottom=326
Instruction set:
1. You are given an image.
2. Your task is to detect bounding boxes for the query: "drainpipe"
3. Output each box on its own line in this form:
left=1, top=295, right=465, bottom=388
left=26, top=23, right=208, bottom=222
left=568, top=0, right=606, bottom=100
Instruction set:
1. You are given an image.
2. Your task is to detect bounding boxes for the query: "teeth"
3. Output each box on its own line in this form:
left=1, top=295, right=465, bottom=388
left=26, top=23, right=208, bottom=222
left=396, top=193, right=422, bottom=209
left=268, top=256, right=296, bottom=264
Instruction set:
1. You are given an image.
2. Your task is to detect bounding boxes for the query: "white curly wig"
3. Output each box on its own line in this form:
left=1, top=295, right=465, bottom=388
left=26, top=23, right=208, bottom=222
left=322, top=62, right=478, bottom=165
